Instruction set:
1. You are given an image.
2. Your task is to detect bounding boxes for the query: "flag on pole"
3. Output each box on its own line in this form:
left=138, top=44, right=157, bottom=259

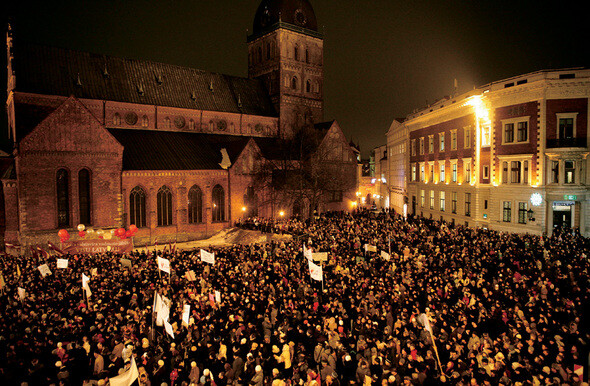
left=200, top=249, right=215, bottom=265
left=364, top=244, right=377, bottom=252
left=82, top=273, right=92, bottom=297
left=574, top=364, right=583, bottom=378
left=164, top=318, right=175, bottom=339
left=303, top=244, right=313, bottom=261
left=182, top=304, right=190, bottom=327
left=308, top=260, right=323, bottom=281
left=380, top=250, right=390, bottom=261
left=215, top=290, right=221, bottom=304
left=57, top=258, right=69, bottom=269
left=157, top=257, right=170, bottom=274
left=16, top=264, right=21, bottom=279
left=47, top=242, right=64, bottom=256
left=184, top=270, right=197, bottom=281
left=38, top=264, right=52, bottom=278
left=418, top=313, right=432, bottom=333
left=108, top=356, right=139, bottom=386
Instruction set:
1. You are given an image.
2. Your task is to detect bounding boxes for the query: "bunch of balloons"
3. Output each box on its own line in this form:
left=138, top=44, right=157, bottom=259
left=58, top=224, right=138, bottom=242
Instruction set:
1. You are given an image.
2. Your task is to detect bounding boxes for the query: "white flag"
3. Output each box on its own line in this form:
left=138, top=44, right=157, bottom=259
left=303, top=244, right=313, bottom=261
left=308, top=260, right=323, bottom=281
left=38, top=264, right=52, bottom=277
left=418, top=313, right=432, bottom=333
left=164, top=318, right=175, bottom=339
left=215, top=290, right=221, bottom=303
left=200, top=249, right=215, bottom=265
left=109, top=356, right=139, bottom=386
left=56, top=258, right=68, bottom=269
left=157, top=256, right=170, bottom=274
left=82, top=273, right=92, bottom=297
left=182, top=304, right=190, bottom=327
left=18, top=287, right=26, bottom=301
left=381, top=250, right=390, bottom=261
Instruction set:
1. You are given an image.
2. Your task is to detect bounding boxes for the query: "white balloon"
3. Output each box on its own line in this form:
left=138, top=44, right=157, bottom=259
left=77, top=224, right=86, bottom=232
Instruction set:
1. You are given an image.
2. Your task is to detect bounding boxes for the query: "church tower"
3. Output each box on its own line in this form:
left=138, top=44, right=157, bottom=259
left=248, top=0, right=324, bottom=139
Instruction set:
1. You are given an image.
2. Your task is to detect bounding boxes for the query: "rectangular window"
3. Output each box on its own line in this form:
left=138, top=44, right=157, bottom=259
left=464, top=128, right=471, bottom=148
left=559, top=118, right=574, bottom=139
left=552, top=161, right=559, bottom=183
left=440, top=164, right=445, bottom=183
left=451, top=192, right=457, bottom=214
left=411, top=139, right=416, bottom=156
left=483, top=165, right=489, bottom=179
left=503, top=201, right=511, bottom=222
left=420, top=164, right=425, bottom=182
left=430, top=190, right=435, bottom=209
left=452, top=163, right=457, bottom=182
left=517, top=121, right=528, bottom=142
left=565, top=160, right=575, bottom=184
left=465, top=193, right=471, bottom=216
left=518, top=202, right=527, bottom=224
left=419, top=138, right=425, bottom=155
left=523, top=161, right=529, bottom=184
left=420, top=190, right=425, bottom=207
left=451, top=130, right=457, bottom=150
left=412, top=164, right=417, bottom=182
left=440, top=191, right=445, bottom=212
left=502, top=162, right=508, bottom=184
left=428, top=135, right=434, bottom=153
left=439, top=133, right=445, bottom=152
left=511, top=161, right=521, bottom=183
left=429, top=163, right=434, bottom=183
left=464, top=161, right=471, bottom=183
left=481, top=125, right=491, bottom=146
left=504, top=123, right=514, bottom=143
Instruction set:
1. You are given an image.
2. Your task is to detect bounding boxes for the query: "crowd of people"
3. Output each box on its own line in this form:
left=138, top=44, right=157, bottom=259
left=0, top=210, right=589, bottom=386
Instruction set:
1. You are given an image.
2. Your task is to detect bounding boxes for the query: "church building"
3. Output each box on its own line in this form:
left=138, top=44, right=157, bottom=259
left=1, top=0, right=357, bottom=246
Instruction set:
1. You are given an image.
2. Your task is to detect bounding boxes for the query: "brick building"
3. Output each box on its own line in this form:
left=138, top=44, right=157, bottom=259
left=1, top=0, right=357, bottom=246
left=393, top=68, right=590, bottom=236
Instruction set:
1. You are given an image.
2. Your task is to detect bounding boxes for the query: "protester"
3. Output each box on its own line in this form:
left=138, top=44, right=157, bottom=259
left=0, top=209, right=589, bottom=386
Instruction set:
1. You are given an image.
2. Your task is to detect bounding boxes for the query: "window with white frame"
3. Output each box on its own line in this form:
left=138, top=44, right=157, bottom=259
left=451, top=162, right=457, bottom=182
left=465, top=193, right=471, bottom=216
left=451, top=192, right=457, bottom=214
left=428, top=135, right=434, bottom=153
left=464, top=160, right=471, bottom=183
left=420, top=190, right=425, bottom=207
left=502, top=201, right=511, bottom=222
left=557, top=113, right=577, bottom=139
left=565, top=160, right=575, bottom=184
left=518, top=202, right=527, bottom=224
left=481, top=124, right=491, bottom=147
left=439, top=162, right=445, bottom=183
left=411, top=139, right=416, bottom=156
left=430, top=190, right=435, bottom=209
left=451, top=130, right=457, bottom=150
left=502, top=117, right=529, bottom=144
left=419, top=138, right=425, bottom=155
left=439, top=133, right=445, bottom=152
left=464, top=127, right=471, bottom=148
left=420, top=163, right=425, bottom=182
left=551, top=160, right=559, bottom=183
left=440, top=191, right=446, bottom=212
left=412, top=164, right=417, bottom=182
left=429, top=163, right=434, bottom=183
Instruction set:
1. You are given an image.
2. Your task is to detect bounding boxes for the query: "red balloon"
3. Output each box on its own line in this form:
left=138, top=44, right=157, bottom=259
left=125, top=230, right=133, bottom=238
left=120, top=235, right=127, bottom=240
left=129, top=224, right=138, bottom=232
left=78, top=231, right=86, bottom=238
left=98, top=235, right=103, bottom=239
left=116, top=228, right=125, bottom=237
left=58, top=229, right=69, bottom=239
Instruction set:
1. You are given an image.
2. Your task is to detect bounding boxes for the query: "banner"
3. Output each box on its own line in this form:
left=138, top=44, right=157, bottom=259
left=109, top=357, right=139, bottom=386
left=157, top=257, right=170, bottom=274
left=312, top=252, right=328, bottom=262
left=57, top=258, right=69, bottom=269
left=200, top=249, right=215, bottom=265
left=364, top=244, right=377, bottom=252
left=61, top=238, right=133, bottom=254
left=418, top=313, right=432, bottom=333
left=215, top=290, right=221, bottom=304
left=18, top=287, right=26, bottom=301
left=120, top=258, right=132, bottom=268
left=380, top=250, right=390, bottom=261
left=164, top=319, right=175, bottom=339
left=185, top=270, right=197, bottom=281
left=82, top=273, right=92, bottom=297
left=47, top=242, right=65, bottom=256
left=308, top=260, right=323, bottom=281
left=38, top=264, right=52, bottom=278
left=303, top=244, right=313, bottom=261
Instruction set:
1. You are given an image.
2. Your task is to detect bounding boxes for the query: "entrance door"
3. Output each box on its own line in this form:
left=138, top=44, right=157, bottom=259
left=553, top=207, right=572, bottom=229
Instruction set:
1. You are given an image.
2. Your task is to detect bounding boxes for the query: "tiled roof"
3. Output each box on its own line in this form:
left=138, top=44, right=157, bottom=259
left=12, top=41, right=278, bottom=117
left=108, top=129, right=251, bottom=171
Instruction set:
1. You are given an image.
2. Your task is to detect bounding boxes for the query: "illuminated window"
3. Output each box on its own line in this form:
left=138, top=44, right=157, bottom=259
left=420, top=164, right=425, bottom=182
left=419, top=138, right=425, bottom=155
left=464, top=128, right=471, bottom=148
left=412, top=164, right=417, bottom=181
left=428, top=135, right=434, bottom=153
left=451, top=130, right=457, bottom=150
left=430, top=190, right=435, bottom=209
left=429, top=163, right=434, bottom=182
left=451, top=162, right=457, bottom=182
left=439, top=133, right=445, bottom=152
left=511, top=161, right=521, bottom=183
left=559, top=117, right=574, bottom=139
left=464, top=161, right=471, bottom=183
left=439, top=163, right=445, bottom=183
left=465, top=193, right=471, bottom=216
left=440, top=191, right=445, bottom=212
left=502, top=201, right=511, bottom=222
left=523, top=161, right=529, bottom=184
left=502, top=162, right=508, bottom=184
left=565, top=161, right=575, bottom=184
left=518, top=202, right=527, bottom=224
left=481, top=125, right=491, bottom=147
left=451, top=192, right=457, bottom=214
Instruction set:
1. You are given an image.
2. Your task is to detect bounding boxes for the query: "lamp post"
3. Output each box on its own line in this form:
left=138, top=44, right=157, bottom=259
left=527, top=208, right=535, bottom=222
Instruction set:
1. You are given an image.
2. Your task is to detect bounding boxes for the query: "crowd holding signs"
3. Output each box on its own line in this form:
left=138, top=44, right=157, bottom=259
left=0, top=210, right=588, bottom=386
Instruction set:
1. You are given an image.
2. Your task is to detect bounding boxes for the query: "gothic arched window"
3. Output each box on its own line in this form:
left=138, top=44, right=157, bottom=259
left=56, top=168, right=70, bottom=227
left=78, top=168, right=91, bottom=225
left=157, top=185, right=173, bottom=226
left=129, top=186, right=146, bottom=228
left=188, top=185, right=203, bottom=224
left=291, top=76, right=298, bottom=90
left=212, top=185, right=225, bottom=222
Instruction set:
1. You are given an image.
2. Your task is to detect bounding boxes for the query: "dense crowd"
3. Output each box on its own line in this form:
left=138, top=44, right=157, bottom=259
left=0, top=210, right=589, bottom=386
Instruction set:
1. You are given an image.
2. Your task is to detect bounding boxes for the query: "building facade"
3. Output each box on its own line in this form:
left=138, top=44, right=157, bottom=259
left=386, top=119, right=406, bottom=215
left=398, top=68, right=590, bottom=236
left=1, top=0, right=357, bottom=247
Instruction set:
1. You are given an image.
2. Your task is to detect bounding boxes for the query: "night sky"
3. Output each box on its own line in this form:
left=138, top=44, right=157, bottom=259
left=2, top=0, right=589, bottom=157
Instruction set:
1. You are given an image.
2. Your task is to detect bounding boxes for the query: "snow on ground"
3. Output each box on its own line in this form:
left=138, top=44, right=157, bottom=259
left=136, top=228, right=292, bottom=252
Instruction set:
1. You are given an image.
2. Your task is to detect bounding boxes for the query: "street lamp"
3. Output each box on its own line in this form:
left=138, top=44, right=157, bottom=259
left=527, top=208, right=535, bottom=222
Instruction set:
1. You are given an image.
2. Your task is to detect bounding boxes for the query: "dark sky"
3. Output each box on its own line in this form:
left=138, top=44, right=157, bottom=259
left=3, top=0, right=589, bottom=157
